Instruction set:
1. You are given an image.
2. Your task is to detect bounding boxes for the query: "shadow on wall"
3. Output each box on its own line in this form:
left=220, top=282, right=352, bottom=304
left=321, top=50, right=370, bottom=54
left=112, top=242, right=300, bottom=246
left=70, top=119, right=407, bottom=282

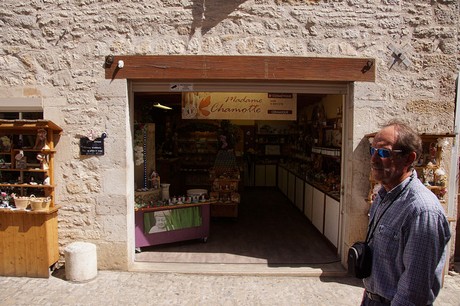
left=190, top=0, right=247, bottom=36
left=189, top=0, right=321, bottom=37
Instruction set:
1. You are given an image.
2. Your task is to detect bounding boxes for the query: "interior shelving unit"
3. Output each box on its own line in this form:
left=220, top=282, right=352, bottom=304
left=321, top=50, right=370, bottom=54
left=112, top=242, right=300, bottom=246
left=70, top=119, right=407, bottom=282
left=178, top=130, right=218, bottom=189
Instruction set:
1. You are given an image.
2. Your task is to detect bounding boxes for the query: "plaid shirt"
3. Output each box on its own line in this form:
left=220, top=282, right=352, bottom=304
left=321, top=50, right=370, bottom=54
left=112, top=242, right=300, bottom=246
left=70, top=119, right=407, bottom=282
left=363, top=171, right=451, bottom=306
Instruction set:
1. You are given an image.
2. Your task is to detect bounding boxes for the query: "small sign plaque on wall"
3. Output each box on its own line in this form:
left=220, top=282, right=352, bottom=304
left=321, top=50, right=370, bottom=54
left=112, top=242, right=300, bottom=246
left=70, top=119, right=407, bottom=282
left=80, top=136, right=105, bottom=156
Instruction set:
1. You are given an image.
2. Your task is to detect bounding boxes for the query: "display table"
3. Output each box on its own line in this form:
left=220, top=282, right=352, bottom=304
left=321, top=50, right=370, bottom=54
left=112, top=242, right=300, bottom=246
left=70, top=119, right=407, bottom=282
left=135, top=202, right=211, bottom=248
left=0, top=206, right=60, bottom=278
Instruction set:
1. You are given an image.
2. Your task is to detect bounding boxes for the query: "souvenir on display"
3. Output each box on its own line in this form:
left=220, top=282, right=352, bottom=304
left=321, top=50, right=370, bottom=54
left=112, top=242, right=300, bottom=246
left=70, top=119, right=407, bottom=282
left=34, top=128, right=49, bottom=150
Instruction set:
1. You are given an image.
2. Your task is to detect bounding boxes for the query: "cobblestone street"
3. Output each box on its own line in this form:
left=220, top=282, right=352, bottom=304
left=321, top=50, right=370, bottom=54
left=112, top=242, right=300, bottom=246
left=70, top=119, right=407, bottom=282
left=1, top=267, right=459, bottom=306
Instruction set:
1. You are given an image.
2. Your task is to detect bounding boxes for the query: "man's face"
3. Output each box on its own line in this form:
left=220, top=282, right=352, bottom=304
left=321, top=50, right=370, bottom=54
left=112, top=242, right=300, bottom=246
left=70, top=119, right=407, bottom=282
left=370, top=126, right=407, bottom=190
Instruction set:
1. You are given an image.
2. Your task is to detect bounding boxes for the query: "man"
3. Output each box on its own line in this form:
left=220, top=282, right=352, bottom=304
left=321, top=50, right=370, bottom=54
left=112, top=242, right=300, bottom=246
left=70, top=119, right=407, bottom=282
left=362, top=120, right=451, bottom=305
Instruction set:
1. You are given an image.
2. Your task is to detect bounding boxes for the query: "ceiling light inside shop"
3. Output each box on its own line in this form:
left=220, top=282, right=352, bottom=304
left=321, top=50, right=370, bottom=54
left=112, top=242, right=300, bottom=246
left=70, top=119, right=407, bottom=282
left=153, top=103, right=172, bottom=110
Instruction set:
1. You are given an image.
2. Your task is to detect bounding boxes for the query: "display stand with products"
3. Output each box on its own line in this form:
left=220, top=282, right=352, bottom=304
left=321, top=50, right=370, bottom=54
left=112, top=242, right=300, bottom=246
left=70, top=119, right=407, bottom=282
left=0, top=119, right=62, bottom=278
left=253, top=123, right=292, bottom=187
left=282, top=100, right=343, bottom=195
left=177, top=130, right=218, bottom=189
left=273, top=101, right=342, bottom=248
left=209, top=150, right=240, bottom=218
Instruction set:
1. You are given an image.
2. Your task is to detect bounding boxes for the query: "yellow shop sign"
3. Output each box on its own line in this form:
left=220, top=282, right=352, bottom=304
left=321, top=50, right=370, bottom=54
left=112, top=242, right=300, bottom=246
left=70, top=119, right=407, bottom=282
left=182, top=92, right=297, bottom=120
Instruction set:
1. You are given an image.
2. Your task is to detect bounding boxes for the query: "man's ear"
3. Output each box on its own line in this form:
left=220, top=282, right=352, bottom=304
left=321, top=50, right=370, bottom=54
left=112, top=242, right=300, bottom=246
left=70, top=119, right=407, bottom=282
left=405, top=151, right=417, bottom=168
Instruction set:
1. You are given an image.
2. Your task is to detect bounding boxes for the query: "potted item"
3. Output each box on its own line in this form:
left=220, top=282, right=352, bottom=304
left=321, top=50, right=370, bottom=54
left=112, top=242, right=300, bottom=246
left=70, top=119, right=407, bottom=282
left=1, top=191, right=12, bottom=207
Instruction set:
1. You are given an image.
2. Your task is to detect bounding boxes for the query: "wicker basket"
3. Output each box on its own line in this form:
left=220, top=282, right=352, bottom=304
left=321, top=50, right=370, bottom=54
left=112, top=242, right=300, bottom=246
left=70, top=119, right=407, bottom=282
left=30, top=197, right=51, bottom=211
left=14, top=197, right=30, bottom=210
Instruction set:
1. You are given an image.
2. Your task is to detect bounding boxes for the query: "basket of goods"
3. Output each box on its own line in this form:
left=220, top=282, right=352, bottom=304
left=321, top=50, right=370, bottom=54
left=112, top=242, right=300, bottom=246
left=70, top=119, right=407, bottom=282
left=14, top=196, right=31, bottom=210
left=30, top=196, right=51, bottom=211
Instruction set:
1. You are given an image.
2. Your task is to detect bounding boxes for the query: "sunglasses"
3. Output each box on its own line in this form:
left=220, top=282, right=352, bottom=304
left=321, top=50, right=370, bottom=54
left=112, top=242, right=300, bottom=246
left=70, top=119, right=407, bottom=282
left=370, top=147, right=403, bottom=158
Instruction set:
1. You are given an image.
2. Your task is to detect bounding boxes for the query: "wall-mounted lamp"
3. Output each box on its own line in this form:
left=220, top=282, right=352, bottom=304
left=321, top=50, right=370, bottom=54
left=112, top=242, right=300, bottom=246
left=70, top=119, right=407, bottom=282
left=118, top=60, right=124, bottom=68
left=153, top=103, right=172, bottom=110
left=104, top=55, right=114, bottom=68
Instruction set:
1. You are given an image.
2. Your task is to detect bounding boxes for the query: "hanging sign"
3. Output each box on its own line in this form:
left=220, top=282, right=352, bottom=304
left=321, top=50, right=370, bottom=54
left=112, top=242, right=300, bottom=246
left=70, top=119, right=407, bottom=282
left=80, top=133, right=107, bottom=156
left=181, top=92, right=297, bottom=120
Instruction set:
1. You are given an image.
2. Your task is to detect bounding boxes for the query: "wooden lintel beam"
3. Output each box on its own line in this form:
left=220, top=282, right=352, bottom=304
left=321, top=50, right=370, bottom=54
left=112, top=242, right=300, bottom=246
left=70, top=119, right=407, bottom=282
left=104, top=55, right=375, bottom=82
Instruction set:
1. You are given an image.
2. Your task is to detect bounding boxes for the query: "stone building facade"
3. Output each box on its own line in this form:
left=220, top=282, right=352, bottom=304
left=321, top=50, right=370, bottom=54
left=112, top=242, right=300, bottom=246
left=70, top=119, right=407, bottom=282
left=1, top=1, right=459, bottom=270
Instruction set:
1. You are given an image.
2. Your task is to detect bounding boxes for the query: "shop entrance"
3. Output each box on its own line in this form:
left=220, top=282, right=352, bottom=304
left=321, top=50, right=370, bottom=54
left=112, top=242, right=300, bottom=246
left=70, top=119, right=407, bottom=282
left=130, top=82, right=349, bottom=271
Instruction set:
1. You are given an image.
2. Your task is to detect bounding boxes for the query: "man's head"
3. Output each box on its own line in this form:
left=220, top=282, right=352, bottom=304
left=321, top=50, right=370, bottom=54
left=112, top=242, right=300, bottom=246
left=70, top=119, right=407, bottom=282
left=370, top=120, right=422, bottom=191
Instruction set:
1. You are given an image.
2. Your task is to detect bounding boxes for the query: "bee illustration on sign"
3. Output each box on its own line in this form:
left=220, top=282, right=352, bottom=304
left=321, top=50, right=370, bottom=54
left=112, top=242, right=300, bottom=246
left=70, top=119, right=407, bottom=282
left=182, top=93, right=211, bottom=119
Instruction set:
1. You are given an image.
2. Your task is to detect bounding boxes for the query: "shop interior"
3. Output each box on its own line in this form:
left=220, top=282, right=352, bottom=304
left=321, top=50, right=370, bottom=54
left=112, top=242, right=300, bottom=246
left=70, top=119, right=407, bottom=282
left=133, top=92, right=343, bottom=265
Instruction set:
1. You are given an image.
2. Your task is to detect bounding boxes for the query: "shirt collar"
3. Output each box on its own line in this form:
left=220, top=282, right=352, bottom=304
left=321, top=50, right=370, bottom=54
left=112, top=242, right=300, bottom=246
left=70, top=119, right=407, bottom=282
left=377, top=170, right=417, bottom=202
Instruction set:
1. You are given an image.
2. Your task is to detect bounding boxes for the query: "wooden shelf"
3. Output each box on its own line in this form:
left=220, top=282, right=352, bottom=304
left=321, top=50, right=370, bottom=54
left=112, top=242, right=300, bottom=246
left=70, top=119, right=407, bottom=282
left=0, top=119, right=62, bottom=278
left=0, top=168, right=49, bottom=173
left=0, top=119, right=63, bottom=134
left=0, top=205, right=60, bottom=215
left=0, top=183, right=54, bottom=188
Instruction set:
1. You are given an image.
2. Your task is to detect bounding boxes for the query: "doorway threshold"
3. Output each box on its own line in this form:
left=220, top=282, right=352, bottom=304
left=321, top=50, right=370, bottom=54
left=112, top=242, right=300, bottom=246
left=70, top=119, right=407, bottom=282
left=129, top=261, right=347, bottom=277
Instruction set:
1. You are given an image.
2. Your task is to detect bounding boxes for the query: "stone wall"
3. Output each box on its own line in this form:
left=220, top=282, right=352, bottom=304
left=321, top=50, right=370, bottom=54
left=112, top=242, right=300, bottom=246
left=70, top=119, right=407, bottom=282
left=1, top=0, right=458, bottom=269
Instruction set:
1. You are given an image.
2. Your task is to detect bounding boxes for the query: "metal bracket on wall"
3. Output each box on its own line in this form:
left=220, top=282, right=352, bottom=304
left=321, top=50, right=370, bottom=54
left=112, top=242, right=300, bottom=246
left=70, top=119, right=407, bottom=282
left=388, top=44, right=412, bottom=69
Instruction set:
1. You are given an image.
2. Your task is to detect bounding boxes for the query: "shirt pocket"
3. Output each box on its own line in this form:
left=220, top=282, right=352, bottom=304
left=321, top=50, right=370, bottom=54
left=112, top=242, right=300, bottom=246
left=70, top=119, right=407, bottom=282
left=373, top=224, right=400, bottom=261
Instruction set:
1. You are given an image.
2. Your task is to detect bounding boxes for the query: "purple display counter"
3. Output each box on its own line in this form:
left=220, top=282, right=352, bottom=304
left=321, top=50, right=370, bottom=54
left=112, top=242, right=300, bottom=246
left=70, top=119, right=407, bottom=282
left=135, top=202, right=210, bottom=248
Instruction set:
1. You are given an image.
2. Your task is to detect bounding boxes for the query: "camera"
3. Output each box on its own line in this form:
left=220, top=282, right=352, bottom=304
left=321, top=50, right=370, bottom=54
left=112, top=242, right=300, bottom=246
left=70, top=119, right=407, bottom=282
left=347, top=241, right=372, bottom=279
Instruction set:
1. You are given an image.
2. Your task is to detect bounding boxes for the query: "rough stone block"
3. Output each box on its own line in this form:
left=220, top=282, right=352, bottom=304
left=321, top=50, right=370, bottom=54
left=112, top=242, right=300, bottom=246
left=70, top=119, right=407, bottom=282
left=65, top=242, right=98, bottom=282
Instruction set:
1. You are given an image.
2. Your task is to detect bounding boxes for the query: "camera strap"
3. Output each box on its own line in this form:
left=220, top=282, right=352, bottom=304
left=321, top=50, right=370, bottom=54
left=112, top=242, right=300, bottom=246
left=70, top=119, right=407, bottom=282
left=365, top=175, right=414, bottom=243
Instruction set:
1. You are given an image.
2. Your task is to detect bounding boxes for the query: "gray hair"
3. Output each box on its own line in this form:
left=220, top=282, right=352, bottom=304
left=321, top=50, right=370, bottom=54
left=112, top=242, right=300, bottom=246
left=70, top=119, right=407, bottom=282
left=381, top=119, right=423, bottom=166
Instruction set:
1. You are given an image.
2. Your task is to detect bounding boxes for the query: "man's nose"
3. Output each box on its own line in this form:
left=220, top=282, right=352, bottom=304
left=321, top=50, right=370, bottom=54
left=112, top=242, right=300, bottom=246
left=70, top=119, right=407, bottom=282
left=370, top=149, right=380, bottom=162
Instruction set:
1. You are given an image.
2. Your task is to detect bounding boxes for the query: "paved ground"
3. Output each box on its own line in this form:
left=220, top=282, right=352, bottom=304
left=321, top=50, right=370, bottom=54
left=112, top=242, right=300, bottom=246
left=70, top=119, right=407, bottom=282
left=1, top=266, right=459, bottom=306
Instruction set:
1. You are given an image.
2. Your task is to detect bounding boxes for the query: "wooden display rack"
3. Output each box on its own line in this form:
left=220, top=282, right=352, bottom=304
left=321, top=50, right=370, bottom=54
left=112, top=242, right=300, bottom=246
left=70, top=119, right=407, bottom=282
left=210, top=178, right=240, bottom=218
left=0, top=120, right=62, bottom=278
left=209, top=150, right=241, bottom=218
